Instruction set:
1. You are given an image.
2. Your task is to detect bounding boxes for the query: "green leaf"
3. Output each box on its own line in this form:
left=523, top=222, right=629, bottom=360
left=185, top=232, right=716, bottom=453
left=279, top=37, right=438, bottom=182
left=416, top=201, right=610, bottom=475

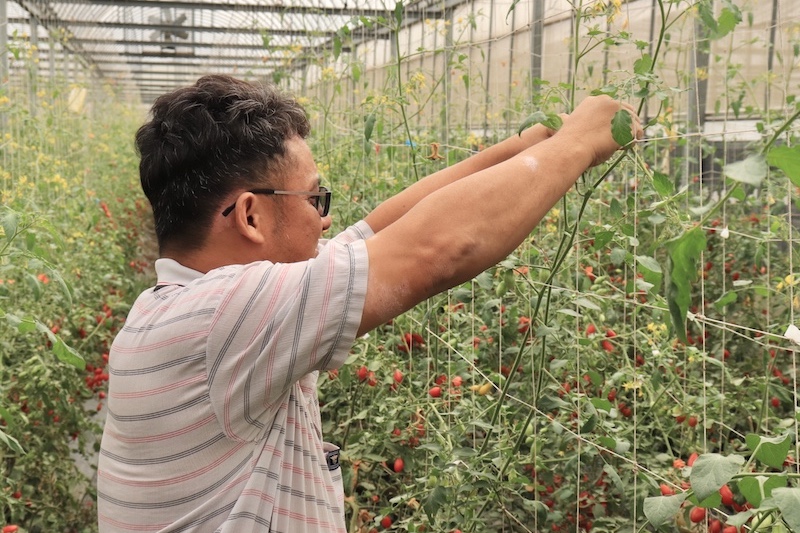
left=635, top=255, right=662, bottom=274
left=394, top=0, right=404, bottom=27
left=725, top=510, right=755, bottom=527
left=767, top=146, right=800, bottom=187
left=364, top=112, right=376, bottom=143
left=517, top=111, right=562, bottom=136
left=689, top=453, right=745, bottom=502
left=745, top=433, right=791, bottom=468
left=575, top=297, right=601, bottom=311
left=696, top=491, right=722, bottom=509
left=580, top=413, right=597, bottom=433
left=16, top=315, right=37, bottom=334
left=723, top=154, right=768, bottom=185
left=50, top=269, right=73, bottom=306
left=634, top=54, right=653, bottom=75
left=739, top=474, right=787, bottom=507
left=665, top=228, right=706, bottom=342
left=260, top=30, right=272, bottom=49
left=602, top=463, right=624, bottom=490
left=475, top=271, right=493, bottom=290
left=423, top=485, right=449, bottom=521
left=611, top=110, right=634, bottom=147
left=697, top=0, right=718, bottom=34
left=332, top=34, right=342, bottom=60
left=652, top=171, right=674, bottom=197
left=643, top=493, right=687, bottom=527
left=0, top=428, right=25, bottom=455
left=506, top=0, right=523, bottom=21
left=25, top=273, right=43, bottom=300
left=713, top=290, right=738, bottom=310
left=1, top=209, right=19, bottom=243
left=610, top=247, right=626, bottom=265
left=715, top=5, right=742, bottom=39
left=761, top=487, right=800, bottom=531
left=590, top=398, right=612, bottom=413
left=598, top=436, right=616, bottom=450
left=0, top=406, right=15, bottom=432
left=610, top=199, right=623, bottom=219
left=592, top=230, right=614, bottom=249
left=53, top=339, right=85, bottom=369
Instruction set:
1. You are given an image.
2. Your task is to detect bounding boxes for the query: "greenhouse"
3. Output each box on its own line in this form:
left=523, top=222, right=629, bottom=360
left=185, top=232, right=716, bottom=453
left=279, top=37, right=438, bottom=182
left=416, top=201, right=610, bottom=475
left=2, top=0, right=800, bottom=531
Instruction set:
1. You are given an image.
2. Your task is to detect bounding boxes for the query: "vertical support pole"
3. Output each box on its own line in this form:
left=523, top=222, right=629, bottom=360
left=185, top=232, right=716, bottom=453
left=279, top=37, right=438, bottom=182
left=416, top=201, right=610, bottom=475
left=765, top=0, right=779, bottom=115
left=48, top=35, right=55, bottom=83
left=431, top=6, right=438, bottom=128
left=530, top=0, right=543, bottom=97
left=566, top=7, right=575, bottom=99
left=482, top=0, right=495, bottom=139
left=602, top=16, right=610, bottom=87
left=465, top=0, right=475, bottom=131
left=686, top=5, right=710, bottom=185
left=642, top=0, right=657, bottom=125
left=505, top=0, right=516, bottom=133
left=29, top=14, right=38, bottom=118
left=62, top=48, right=69, bottom=81
left=390, top=23, right=398, bottom=63
left=389, top=11, right=398, bottom=112
left=0, top=0, right=8, bottom=132
left=0, top=0, right=8, bottom=85
left=443, top=6, right=453, bottom=149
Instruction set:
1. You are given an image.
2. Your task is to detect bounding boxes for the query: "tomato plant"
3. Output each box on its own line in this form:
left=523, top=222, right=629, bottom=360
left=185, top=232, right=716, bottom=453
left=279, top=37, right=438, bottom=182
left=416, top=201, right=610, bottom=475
left=4, top=0, right=800, bottom=531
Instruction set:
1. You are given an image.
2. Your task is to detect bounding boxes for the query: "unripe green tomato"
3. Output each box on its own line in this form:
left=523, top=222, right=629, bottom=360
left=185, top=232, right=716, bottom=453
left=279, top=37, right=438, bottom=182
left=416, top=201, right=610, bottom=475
left=495, top=278, right=508, bottom=297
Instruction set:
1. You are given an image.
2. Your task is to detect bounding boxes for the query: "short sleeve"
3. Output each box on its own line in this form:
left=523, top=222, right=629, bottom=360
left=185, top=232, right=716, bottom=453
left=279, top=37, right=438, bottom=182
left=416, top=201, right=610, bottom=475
left=206, top=226, right=370, bottom=441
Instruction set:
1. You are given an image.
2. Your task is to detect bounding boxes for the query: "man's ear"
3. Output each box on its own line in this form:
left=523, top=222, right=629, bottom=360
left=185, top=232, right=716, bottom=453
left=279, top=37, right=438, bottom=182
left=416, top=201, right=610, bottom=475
left=231, top=194, right=266, bottom=244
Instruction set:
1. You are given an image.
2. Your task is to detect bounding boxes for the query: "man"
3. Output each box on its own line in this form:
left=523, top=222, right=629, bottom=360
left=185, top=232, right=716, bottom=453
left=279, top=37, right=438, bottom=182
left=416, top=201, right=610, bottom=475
left=98, top=74, right=642, bottom=532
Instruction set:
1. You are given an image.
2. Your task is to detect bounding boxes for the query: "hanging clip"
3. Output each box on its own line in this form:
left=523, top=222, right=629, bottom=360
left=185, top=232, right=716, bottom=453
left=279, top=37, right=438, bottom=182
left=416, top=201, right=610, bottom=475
left=426, top=142, right=444, bottom=160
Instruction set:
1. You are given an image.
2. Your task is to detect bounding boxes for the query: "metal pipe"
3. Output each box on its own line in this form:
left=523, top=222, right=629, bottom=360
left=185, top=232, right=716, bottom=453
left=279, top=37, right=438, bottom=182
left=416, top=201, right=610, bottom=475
left=530, top=0, right=543, bottom=95
left=0, top=0, right=8, bottom=85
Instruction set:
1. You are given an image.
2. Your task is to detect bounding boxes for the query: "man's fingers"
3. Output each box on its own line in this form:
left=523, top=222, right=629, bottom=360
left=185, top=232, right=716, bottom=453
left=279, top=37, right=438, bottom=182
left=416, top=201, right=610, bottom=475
left=619, top=103, right=644, bottom=140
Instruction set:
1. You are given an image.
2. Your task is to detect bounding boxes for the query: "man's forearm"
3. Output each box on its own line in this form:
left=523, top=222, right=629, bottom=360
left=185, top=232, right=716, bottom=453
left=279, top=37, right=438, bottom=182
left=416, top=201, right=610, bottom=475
left=364, top=123, right=554, bottom=232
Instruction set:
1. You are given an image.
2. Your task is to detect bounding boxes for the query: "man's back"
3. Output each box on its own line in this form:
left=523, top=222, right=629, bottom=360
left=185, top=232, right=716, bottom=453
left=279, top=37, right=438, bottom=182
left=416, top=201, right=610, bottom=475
left=98, top=225, right=370, bottom=532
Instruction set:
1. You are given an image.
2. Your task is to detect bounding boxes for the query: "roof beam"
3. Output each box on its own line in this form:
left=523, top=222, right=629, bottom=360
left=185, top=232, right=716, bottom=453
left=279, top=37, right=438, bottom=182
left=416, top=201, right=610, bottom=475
left=36, top=0, right=412, bottom=19
left=15, top=35, right=310, bottom=53
left=92, top=57, right=283, bottom=68
left=70, top=37, right=304, bottom=50
left=91, top=50, right=294, bottom=61
left=14, top=0, right=102, bottom=75
left=10, top=17, right=339, bottom=37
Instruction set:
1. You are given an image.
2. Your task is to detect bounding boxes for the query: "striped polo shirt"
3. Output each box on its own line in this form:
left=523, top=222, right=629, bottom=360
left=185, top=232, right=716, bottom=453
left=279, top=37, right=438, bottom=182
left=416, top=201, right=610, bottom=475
left=97, top=221, right=372, bottom=533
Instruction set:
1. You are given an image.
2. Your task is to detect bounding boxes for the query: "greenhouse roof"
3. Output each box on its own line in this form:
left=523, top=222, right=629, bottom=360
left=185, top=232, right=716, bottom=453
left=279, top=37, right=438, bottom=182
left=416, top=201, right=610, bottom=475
left=6, top=0, right=444, bottom=102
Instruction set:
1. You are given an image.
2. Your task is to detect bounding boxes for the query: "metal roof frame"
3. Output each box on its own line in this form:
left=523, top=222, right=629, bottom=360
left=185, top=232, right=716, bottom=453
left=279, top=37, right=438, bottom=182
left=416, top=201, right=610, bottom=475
left=5, top=0, right=446, bottom=102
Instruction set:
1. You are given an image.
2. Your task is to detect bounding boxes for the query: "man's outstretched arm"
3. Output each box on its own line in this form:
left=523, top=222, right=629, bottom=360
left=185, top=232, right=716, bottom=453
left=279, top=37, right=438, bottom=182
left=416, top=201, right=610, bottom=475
left=364, top=122, right=560, bottom=233
left=358, top=96, right=642, bottom=336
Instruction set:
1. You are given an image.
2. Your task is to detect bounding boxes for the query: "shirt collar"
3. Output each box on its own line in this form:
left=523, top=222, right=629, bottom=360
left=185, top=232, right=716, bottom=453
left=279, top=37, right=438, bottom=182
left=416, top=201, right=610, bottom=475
left=154, top=258, right=205, bottom=287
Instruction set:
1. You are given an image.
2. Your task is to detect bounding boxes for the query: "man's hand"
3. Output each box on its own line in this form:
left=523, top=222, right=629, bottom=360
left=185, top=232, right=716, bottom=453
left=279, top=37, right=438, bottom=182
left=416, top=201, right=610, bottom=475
left=555, top=96, right=643, bottom=167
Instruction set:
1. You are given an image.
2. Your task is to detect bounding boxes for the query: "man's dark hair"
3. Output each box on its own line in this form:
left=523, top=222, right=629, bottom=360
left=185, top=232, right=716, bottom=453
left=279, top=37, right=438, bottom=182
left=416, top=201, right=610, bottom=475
left=136, top=74, right=310, bottom=254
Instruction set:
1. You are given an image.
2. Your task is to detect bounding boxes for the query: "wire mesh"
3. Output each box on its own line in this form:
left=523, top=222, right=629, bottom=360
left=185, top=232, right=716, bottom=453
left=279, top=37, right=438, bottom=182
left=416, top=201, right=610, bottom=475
left=3, top=0, right=800, bottom=531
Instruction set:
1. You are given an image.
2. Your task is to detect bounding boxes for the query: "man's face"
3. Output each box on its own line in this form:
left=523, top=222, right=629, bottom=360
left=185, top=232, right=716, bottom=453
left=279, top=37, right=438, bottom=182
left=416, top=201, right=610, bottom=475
left=265, top=136, right=332, bottom=263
